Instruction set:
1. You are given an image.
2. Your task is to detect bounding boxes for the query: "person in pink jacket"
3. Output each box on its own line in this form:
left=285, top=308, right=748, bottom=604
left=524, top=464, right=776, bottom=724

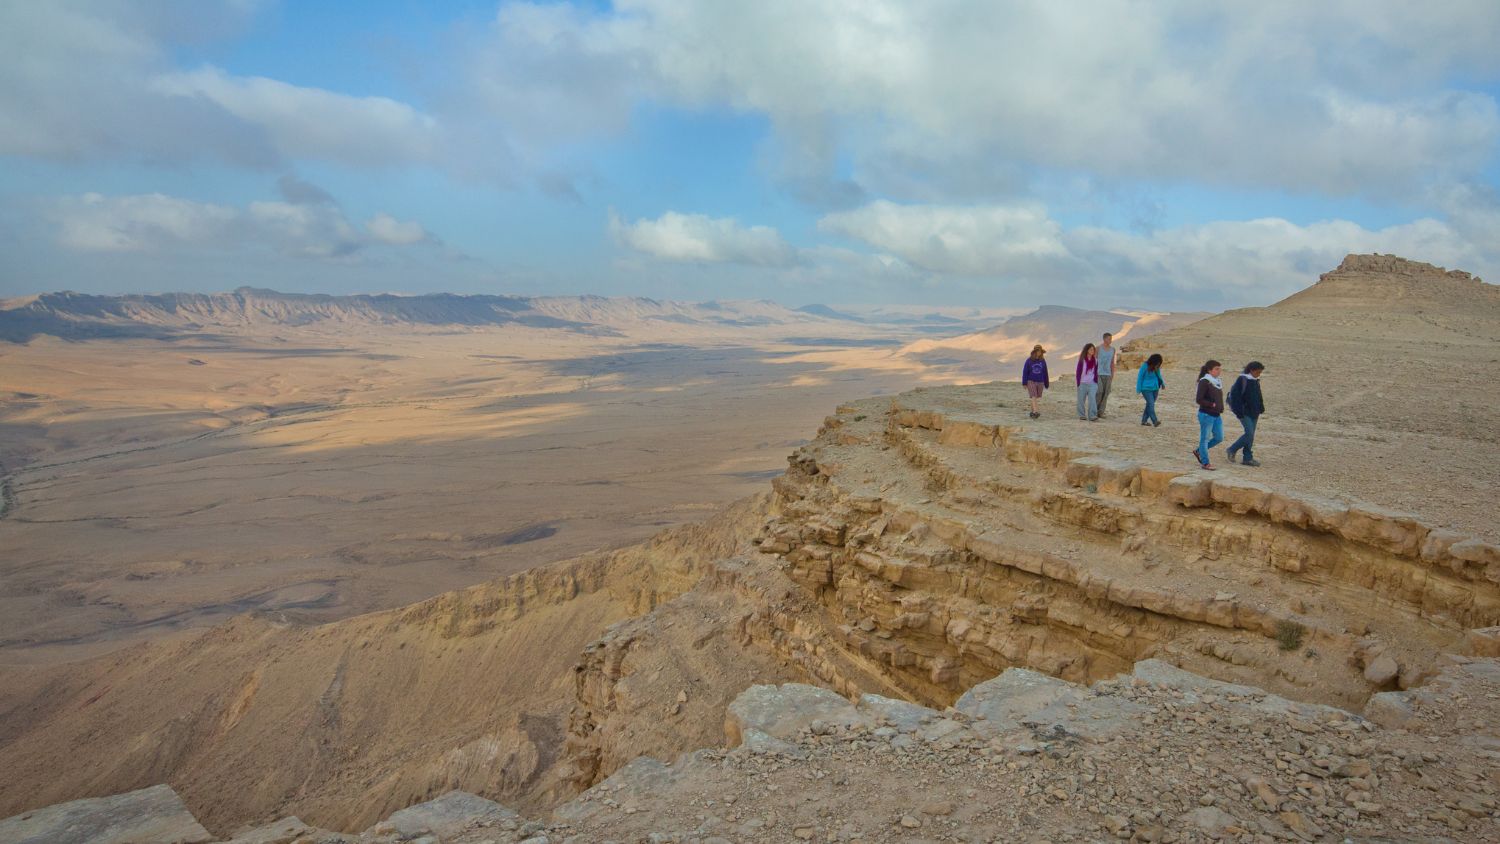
left=1075, top=343, right=1099, bottom=421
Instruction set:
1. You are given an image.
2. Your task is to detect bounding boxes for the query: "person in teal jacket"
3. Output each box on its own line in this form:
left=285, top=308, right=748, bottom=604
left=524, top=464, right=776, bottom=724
left=1136, top=353, right=1165, bottom=427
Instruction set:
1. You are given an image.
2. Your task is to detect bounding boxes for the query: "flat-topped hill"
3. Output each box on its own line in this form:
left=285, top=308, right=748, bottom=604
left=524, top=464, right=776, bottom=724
left=1278, top=253, right=1494, bottom=311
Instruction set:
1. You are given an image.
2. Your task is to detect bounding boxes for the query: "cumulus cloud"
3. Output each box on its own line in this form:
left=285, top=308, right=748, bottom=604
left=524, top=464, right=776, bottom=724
left=609, top=211, right=796, bottom=267
left=819, top=201, right=1067, bottom=276
left=473, top=1, right=1500, bottom=199
left=818, top=199, right=1499, bottom=302
left=52, top=192, right=437, bottom=260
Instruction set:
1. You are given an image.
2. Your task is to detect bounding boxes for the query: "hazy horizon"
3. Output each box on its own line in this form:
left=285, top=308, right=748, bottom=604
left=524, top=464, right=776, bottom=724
left=3, top=3, right=1500, bottom=312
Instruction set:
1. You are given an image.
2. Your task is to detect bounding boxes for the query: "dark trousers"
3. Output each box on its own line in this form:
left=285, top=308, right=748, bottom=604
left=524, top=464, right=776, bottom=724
left=1228, top=414, right=1258, bottom=460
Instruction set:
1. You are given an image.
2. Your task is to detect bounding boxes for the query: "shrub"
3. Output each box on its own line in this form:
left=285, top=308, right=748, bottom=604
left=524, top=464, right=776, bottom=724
left=1275, top=620, right=1306, bottom=651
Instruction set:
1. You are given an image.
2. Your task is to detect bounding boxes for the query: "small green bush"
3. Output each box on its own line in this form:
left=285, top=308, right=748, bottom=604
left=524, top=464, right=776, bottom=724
left=853, top=414, right=866, bottom=421
left=1275, top=620, right=1306, bottom=651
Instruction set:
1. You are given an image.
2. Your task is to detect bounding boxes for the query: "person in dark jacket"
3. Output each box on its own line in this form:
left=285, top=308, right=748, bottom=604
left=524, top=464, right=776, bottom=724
left=1193, top=359, right=1224, bottom=470
left=1136, top=353, right=1165, bottom=427
left=1226, top=361, right=1266, bottom=466
left=1021, top=344, right=1049, bottom=419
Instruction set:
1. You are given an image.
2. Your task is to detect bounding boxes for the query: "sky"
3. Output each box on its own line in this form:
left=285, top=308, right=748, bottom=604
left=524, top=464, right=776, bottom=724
left=2, top=1, right=1500, bottom=310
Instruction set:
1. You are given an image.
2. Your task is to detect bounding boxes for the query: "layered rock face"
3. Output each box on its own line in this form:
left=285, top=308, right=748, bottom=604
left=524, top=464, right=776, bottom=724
left=753, top=388, right=1498, bottom=713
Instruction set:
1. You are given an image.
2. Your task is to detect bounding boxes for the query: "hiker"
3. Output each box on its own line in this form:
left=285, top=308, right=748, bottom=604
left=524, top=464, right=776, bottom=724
left=1096, top=332, right=1117, bottom=417
left=1193, top=359, right=1225, bottom=469
left=1226, top=361, right=1266, bottom=466
left=1021, top=344, right=1049, bottom=419
left=1075, top=343, right=1099, bottom=421
left=1136, top=353, right=1165, bottom=427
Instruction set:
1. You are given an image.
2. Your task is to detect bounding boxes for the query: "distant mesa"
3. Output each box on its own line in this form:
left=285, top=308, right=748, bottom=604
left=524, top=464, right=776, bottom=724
left=0, top=287, right=833, bottom=343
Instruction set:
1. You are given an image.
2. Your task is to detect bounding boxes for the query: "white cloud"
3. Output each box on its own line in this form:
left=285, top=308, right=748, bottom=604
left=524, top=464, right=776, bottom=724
left=55, top=193, right=239, bottom=252
left=151, top=67, right=441, bottom=168
left=51, top=192, right=439, bottom=260
left=818, top=199, right=1499, bottom=302
left=609, top=211, right=796, bottom=267
left=819, top=201, right=1066, bottom=276
left=366, top=213, right=432, bottom=246
left=475, top=1, right=1500, bottom=199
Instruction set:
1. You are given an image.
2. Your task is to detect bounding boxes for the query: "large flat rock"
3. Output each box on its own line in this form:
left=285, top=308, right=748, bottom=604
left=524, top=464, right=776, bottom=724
left=379, top=790, right=516, bottom=840
left=954, top=667, right=1083, bottom=736
left=0, top=784, right=211, bottom=844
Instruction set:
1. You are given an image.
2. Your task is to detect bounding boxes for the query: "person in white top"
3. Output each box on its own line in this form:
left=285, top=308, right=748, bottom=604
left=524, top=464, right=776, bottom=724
left=1096, top=332, right=1117, bottom=418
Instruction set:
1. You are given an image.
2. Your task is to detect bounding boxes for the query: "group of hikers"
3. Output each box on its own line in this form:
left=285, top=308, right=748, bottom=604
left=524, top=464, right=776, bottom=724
left=1020, top=333, right=1266, bottom=471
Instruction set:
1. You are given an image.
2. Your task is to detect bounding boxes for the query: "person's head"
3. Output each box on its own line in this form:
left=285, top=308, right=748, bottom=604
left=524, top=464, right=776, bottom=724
left=1082, top=342, right=1097, bottom=360
left=1199, top=359, right=1222, bottom=379
left=1101, top=332, right=1113, bottom=346
left=1244, top=361, right=1265, bottom=376
left=1146, top=353, right=1163, bottom=372
left=1030, top=344, right=1045, bottom=360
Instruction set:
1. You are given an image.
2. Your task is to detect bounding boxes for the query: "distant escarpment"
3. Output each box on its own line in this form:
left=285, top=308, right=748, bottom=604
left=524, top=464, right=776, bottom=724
left=0, top=288, right=828, bottom=342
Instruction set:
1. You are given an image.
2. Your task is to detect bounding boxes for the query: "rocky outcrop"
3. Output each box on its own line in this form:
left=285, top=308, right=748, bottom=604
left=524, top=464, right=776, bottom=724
left=17, top=654, right=1494, bottom=842
left=0, top=784, right=211, bottom=844
left=741, top=389, right=1500, bottom=717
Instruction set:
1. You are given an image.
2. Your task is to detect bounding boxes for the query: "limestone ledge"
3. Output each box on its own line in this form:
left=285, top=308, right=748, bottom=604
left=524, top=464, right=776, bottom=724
left=886, top=401, right=1500, bottom=591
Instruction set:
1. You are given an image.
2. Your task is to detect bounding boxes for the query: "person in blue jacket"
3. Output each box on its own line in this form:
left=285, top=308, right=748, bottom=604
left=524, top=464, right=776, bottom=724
left=1021, top=344, right=1049, bottom=418
left=1226, top=361, right=1266, bottom=466
left=1136, top=353, right=1165, bottom=427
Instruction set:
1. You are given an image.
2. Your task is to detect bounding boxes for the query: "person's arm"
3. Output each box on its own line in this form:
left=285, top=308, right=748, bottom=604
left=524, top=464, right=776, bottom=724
left=1075, top=359, right=1083, bottom=385
left=1021, top=360, right=1031, bottom=384
left=1135, top=364, right=1145, bottom=393
left=1041, top=360, right=1049, bottom=387
left=1195, top=379, right=1211, bottom=411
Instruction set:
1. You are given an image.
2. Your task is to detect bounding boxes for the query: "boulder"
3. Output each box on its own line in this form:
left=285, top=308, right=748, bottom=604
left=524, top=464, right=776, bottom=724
left=1363, top=653, right=1400, bottom=686
left=1464, top=627, right=1500, bottom=658
left=724, top=683, right=868, bottom=746
left=381, top=790, right=516, bottom=840
left=0, top=784, right=211, bottom=844
left=223, top=817, right=351, bottom=844
left=857, top=693, right=937, bottom=732
left=954, top=667, right=1083, bottom=736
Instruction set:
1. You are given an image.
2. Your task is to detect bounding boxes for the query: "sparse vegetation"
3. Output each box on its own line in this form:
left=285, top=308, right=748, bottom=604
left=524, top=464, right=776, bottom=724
left=1275, top=620, right=1306, bottom=651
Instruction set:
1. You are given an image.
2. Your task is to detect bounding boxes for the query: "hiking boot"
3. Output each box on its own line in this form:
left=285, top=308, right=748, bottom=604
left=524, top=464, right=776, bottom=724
left=1152, top=420, right=1161, bottom=427
left=1226, top=451, right=1238, bottom=464
left=1242, top=458, right=1262, bottom=467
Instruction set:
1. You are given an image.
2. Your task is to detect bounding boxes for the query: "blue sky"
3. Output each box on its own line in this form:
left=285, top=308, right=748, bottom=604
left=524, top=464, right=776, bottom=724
left=3, top=1, right=1499, bottom=309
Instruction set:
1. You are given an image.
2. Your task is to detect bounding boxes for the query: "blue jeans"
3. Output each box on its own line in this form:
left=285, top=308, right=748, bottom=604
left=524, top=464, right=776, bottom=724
left=1197, top=411, right=1223, bottom=464
left=1140, top=390, right=1159, bottom=424
left=1228, top=414, right=1257, bottom=461
left=1076, top=382, right=1098, bottom=419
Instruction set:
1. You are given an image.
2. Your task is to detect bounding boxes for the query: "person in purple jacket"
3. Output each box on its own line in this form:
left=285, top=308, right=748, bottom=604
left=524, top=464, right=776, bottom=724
left=1021, top=344, right=1049, bottom=418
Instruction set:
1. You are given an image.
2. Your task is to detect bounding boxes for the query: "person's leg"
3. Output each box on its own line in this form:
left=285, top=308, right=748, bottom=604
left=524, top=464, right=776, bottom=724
left=1242, top=415, right=1258, bottom=462
left=1076, top=385, right=1085, bottom=418
left=1207, top=415, right=1224, bottom=455
left=1197, top=411, right=1211, bottom=464
left=1143, top=390, right=1157, bottom=424
left=1086, top=383, right=1098, bottom=419
left=1140, top=391, right=1150, bottom=424
left=1097, top=375, right=1112, bottom=416
left=1227, top=415, right=1248, bottom=460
